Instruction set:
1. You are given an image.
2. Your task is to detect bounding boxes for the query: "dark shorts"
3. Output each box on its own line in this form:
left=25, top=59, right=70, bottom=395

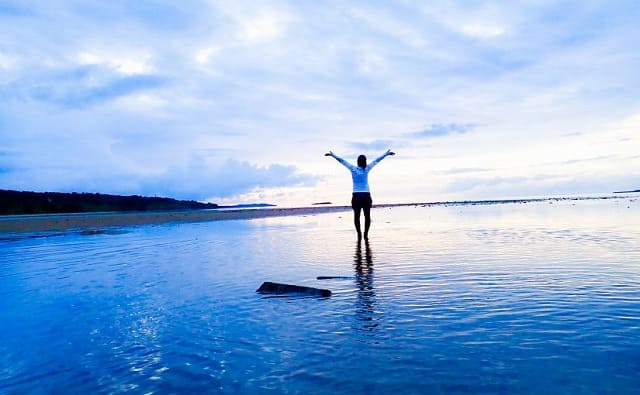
left=351, top=192, right=372, bottom=210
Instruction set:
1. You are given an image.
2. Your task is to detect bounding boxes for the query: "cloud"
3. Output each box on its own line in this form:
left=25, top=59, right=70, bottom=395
left=77, top=51, right=154, bottom=75
left=1, top=63, right=165, bottom=107
left=560, top=155, right=615, bottom=165
left=71, top=1, right=200, bottom=31
left=0, top=149, right=19, bottom=174
left=28, top=72, right=166, bottom=108
left=138, top=158, right=321, bottom=201
left=408, top=123, right=478, bottom=139
left=0, top=52, right=16, bottom=69
left=563, top=132, right=584, bottom=137
left=446, top=174, right=538, bottom=193
left=347, top=139, right=396, bottom=152
left=437, top=167, right=495, bottom=175
left=0, top=154, right=322, bottom=202
left=445, top=172, right=640, bottom=199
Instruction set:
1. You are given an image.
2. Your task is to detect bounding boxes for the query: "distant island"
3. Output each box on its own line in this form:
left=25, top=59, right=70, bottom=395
left=0, top=189, right=219, bottom=215
left=613, top=189, right=640, bottom=193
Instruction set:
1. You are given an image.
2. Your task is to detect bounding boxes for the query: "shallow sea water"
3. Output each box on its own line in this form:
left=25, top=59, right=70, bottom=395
left=1, top=198, right=639, bottom=394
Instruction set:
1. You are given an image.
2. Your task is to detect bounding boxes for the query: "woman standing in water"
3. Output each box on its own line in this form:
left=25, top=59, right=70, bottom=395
left=325, top=149, right=395, bottom=239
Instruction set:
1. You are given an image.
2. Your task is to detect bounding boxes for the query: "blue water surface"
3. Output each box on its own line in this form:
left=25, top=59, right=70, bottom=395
left=1, top=198, right=639, bottom=394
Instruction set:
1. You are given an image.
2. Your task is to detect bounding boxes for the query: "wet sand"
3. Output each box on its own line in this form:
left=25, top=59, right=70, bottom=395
left=0, top=206, right=354, bottom=233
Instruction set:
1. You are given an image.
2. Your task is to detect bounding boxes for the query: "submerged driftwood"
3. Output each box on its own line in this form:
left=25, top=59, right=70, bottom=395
left=256, top=281, right=331, bottom=297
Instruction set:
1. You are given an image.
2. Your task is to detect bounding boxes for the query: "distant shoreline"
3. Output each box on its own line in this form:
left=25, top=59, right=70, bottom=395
left=0, top=195, right=632, bottom=234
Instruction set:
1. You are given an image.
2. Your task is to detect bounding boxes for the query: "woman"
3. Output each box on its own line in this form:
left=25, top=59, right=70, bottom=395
left=325, top=149, right=395, bottom=239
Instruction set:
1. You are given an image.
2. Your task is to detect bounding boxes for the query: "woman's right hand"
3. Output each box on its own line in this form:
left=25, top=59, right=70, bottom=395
left=324, top=151, right=334, bottom=157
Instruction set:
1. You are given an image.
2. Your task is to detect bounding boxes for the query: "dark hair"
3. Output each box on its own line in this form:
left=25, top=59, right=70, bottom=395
left=357, top=155, right=367, bottom=168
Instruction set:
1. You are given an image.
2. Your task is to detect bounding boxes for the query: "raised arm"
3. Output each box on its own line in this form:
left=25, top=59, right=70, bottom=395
left=367, top=149, right=395, bottom=170
left=325, top=150, right=357, bottom=171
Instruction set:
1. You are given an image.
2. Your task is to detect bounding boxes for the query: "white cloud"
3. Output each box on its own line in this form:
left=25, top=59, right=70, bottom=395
left=460, top=23, right=505, bottom=38
left=137, top=157, right=320, bottom=200
left=194, top=45, right=222, bottom=64
left=77, top=51, right=154, bottom=75
left=211, top=1, right=292, bottom=45
left=0, top=52, right=17, bottom=69
left=113, top=93, right=169, bottom=113
left=238, top=12, right=289, bottom=43
left=349, top=5, right=427, bottom=48
left=419, top=3, right=510, bottom=40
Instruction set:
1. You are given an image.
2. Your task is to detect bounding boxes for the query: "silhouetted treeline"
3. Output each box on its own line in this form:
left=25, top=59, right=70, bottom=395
left=0, top=190, right=218, bottom=215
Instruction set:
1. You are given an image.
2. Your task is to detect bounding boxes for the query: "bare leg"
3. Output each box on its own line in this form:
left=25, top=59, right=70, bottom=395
left=353, top=207, right=362, bottom=239
left=363, top=206, right=371, bottom=239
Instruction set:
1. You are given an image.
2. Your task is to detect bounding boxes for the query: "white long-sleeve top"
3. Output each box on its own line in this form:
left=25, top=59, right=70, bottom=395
left=332, top=151, right=391, bottom=193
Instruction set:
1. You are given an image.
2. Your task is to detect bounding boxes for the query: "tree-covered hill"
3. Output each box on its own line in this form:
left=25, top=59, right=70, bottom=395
left=0, top=190, right=218, bottom=215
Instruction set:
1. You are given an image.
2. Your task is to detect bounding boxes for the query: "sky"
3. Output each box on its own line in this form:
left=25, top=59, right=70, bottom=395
left=1, top=1, right=639, bottom=206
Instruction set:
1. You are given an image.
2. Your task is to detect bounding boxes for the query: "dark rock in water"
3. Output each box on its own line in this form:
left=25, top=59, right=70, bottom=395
left=79, top=229, right=129, bottom=236
left=256, top=281, right=331, bottom=297
left=80, top=229, right=108, bottom=236
left=316, top=276, right=353, bottom=280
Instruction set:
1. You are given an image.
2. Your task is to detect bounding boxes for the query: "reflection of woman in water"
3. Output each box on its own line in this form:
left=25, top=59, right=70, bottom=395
left=354, top=238, right=377, bottom=330
left=354, top=239, right=374, bottom=293
left=326, top=149, right=395, bottom=239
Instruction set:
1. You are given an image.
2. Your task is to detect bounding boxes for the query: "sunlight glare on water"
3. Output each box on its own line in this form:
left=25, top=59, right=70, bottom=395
left=1, top=198, right=639, bottom=393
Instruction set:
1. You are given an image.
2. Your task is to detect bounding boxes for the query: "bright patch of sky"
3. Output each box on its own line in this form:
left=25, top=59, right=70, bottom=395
left=1, top=1, right=639, bottom=206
